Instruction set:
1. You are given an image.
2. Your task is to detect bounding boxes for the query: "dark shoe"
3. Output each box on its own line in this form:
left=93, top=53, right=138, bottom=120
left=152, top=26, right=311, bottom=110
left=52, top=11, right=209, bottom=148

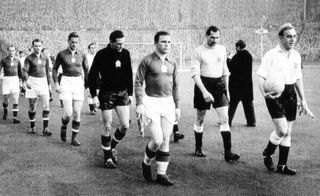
left=3, top=114, right=7, bottom=120
left=174, top=132, right=184, bottom=142
left=27, top=127, right=36, bottom=134
left=71, top=138, right=81, bottom=146
left=156, top=174, right=174, bottom=186
left=246, top=123, right=256, bottom=127
left=60, top=126, right=67, bottom=142
left=104, top=159, right=116, bottom=169
left=277, top=165, right=296, bottom=175
left=225, top=152, right=240, bottom=162
left=111, top=149, right=118, bottom=165
left=195, top=149, right=206, bottom=157
left=264, top=156, right=275, bottom=171
left=142, top=162, right=152, bottom=181
left=13, top=118, right=20, bottom=124
left=49, top=98, right=53, bottom=102
left=43, top=128, right=52, bottom=136
left=90, top=110, right=96, bottom=115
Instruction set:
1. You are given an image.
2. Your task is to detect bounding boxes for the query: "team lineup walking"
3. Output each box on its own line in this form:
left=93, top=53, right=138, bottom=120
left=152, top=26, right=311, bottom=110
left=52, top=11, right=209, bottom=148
left=0, top=22, right=316, bottom=188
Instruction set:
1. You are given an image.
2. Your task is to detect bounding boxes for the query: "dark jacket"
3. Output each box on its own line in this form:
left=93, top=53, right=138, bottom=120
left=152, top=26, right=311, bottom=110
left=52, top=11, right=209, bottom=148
left=227, top=49, right=253, bottom=101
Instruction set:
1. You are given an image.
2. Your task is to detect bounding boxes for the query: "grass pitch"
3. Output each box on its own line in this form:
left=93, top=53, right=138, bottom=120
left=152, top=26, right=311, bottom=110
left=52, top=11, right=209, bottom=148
left=0, top=64, right=319, bottom=196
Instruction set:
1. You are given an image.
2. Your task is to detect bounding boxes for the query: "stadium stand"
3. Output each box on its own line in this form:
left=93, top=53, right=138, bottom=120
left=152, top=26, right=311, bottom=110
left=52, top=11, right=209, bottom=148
left=0, top=0, right=319, bottom=66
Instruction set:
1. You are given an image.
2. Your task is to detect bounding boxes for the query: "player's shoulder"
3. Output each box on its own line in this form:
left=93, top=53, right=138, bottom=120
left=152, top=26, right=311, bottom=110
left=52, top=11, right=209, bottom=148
left=13, top=57, right=21, bottom=63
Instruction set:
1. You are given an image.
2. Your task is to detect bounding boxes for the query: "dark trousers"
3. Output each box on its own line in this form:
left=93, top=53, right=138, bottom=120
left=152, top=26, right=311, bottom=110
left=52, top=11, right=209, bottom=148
left=228, top=96, right=256, bottom=126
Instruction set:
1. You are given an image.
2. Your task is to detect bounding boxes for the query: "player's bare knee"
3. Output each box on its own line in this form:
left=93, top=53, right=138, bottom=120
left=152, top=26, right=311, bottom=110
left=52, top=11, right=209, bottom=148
left=119, top=123, right=130, bottom=132
left=153, top=138, right=163, bottom=149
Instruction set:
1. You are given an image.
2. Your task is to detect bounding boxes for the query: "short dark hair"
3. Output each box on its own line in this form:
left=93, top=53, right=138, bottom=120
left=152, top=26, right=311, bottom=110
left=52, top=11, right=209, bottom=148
left=235, top=40, right=246, bottom=49
left=88, top=42, right=97, bottom=49
left=32, top=39, right=42, bottom=46
left=68, top=32, right=79, bottom=40
left=109, top=30, right=124, bottom=43
left=7, top=45, right=15, bottom=50
left=206, top=26, right=220, bottom=36
left=154, top=31, right=170, bottom=43
left=278, top=23, right=295, bottom=37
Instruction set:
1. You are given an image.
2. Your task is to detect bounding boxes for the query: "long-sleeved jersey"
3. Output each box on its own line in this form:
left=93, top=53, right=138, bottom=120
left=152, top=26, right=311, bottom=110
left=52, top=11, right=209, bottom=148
left=88, top=44, right=133, bottom=97
left=135, top=52, right=180, bottom=108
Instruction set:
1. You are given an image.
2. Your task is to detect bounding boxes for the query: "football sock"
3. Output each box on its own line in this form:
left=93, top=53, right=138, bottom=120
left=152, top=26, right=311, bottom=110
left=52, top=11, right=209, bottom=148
left=156, top=151, right=170, bottom=175
left=28, top=111, right=36, bottom=128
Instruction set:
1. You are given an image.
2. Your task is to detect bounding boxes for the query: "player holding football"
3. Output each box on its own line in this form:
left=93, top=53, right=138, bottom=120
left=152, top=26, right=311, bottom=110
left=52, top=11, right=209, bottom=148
left=257, top=23, right=315, bottom=175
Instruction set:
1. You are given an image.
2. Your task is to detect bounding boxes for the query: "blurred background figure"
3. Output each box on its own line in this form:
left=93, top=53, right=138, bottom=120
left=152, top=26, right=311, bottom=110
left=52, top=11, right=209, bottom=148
left=227, top=40, right=256, bottom=127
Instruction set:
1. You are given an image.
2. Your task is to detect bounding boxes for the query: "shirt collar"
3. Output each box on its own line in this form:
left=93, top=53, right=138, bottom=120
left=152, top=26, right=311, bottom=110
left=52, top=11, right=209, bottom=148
left=68, top=48, right=78, bottom=55
left=153, top=51, right=168, bottom=62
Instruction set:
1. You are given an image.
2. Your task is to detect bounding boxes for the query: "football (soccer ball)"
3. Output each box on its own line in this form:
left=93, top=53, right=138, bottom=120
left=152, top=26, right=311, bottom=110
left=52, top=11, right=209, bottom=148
left=264, top=75, right=285, bottom=95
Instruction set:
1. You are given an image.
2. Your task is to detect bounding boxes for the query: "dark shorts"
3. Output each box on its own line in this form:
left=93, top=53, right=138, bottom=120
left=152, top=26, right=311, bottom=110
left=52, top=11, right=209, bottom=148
left=194, top=76, right=229, bottom=110
left=98, top=90, right=130, bottom=110
left=265, top=85, right=297, bottom=121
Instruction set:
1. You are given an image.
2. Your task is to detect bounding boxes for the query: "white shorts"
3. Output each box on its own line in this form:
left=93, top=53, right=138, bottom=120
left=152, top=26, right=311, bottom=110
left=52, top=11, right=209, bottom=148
left=2, top=76, right=20, bottom=95
left=144, top=95, right=176, bottom=125
left=60, top=76, right=84, bottom=101
left=25, top=76, right=49, bottom=98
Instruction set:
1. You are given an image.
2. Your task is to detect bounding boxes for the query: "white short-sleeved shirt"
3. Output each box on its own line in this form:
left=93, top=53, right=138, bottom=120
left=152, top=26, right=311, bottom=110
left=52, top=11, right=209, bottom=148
left=191, top=43, right=229, bottom=78
left=257, top=45, right=302, bottom=85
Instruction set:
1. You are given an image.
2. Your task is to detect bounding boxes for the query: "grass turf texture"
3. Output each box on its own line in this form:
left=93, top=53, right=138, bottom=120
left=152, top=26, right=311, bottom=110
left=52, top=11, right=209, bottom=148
left=0, top=64, right=319, bottom=196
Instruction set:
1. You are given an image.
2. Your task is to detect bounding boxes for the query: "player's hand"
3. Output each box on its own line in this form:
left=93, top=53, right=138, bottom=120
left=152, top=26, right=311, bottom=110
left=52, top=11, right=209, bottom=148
left=85, top=88, right=91, bottom=97
left=55, top=82, right=61, bottom=94
left=202, top=90, right=214, bottom=103
left=25, top=80, right=31, bottom=89
left=93, top=96, right=100, bottom=108
left=264, top=92, right=281, bottom=99
left=128, top=96, right=133, bottom=105
left=175, top=108, right=181, bottom=122
left=299, top=101, right=315, bottom=119
left=226, top=91, right=230, bottom=101
left=136, top=104, right=145, bottom=116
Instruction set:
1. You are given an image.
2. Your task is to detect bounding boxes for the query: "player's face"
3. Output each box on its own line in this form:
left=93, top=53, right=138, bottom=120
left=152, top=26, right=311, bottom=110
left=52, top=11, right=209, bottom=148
left=206, top=31, right=220, bottom=47
left=156, top=35, right=171, bottom=55
left=68, top=37, right=79, bottom=51
left=89, top=45, right=96, bottom=55
left=33, top=41, right=42, bottom=54
left=280, top=29, right=297, bottom=51
left=8, top=47, right=15, bottom=57
left=111, top=37, right=125, bottom=52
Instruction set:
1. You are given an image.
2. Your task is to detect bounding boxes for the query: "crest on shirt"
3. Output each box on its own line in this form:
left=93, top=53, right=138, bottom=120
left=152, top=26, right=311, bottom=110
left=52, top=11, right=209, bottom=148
left=161, top=65, right=168, bottom=73
left=38, top=59, right=41, bottom=64
left=71, top=57, right=76, bottom=63
left=115, top=60, right=121, bottom=68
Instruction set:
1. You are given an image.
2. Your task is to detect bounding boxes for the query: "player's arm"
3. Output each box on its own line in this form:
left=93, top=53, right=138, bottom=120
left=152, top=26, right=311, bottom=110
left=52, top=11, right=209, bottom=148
left=134, top=58, right=147, bottom=106
left=190, top=50, right=213, bottom=102
left=82, top=54, right=89, bottom=89
left=88, top=52, right=100, bottom=98
left=126, top=51, right=133, bottom=98
left=45, top=57, right=51, bottom=85
left=295, top=78, right=315, bottom=118
left=17, top=59, right=23, bottom=80
left=52, top=53, right=62, bottom=93
left=0, top=59, right=3, bottom=74
left=172, top=62, right=181, bottom=121
left=22, top=57, right=30, bottom=82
